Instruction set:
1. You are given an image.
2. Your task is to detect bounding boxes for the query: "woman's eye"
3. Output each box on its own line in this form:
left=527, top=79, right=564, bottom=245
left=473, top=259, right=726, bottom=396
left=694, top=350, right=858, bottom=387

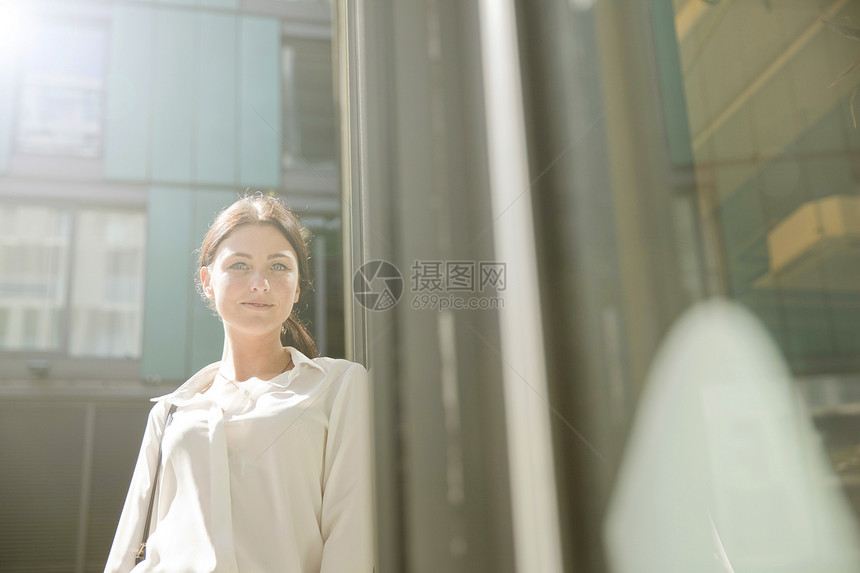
left=272, top=262, right=289, bottom=271
left=230, top=262, right=249, bottom=270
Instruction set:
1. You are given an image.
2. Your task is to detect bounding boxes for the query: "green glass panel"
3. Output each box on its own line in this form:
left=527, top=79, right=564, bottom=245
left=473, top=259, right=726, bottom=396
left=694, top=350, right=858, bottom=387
left=196, top=13, right=238, bottom=185
left=151, top=9, right=195, bottom=183
left=141, top=187, right=193, bottom=381
left=104, top=4, right=153, bottom=180
left=239, top=16, right=282, bottom=189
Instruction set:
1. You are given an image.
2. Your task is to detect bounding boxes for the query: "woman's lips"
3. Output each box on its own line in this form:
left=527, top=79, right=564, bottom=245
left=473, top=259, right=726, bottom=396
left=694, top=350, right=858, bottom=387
left=241, top=302, right=274, bottom=311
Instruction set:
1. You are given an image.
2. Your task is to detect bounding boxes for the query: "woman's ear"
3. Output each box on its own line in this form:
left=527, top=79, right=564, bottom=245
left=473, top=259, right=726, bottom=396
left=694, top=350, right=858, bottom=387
left=200, top=266, right=214, bottom=299
left=293, top=285, right=301, bottom=304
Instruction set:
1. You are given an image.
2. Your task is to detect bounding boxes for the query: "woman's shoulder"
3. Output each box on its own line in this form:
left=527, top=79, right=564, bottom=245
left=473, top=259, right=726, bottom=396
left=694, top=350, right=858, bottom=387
left=313, top=355, right=367, bottom=374
left=311, top=358, right=368, bottom=391
left=309, top=358, right=370, bottom=416
left=147, top=361, right=220, bottom=408
left=287, top=346, right=367, bottom=379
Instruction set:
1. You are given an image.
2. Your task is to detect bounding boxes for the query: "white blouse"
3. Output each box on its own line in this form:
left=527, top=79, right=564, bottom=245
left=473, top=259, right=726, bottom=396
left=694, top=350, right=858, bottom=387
left=105, top=346, right=373, bottom=573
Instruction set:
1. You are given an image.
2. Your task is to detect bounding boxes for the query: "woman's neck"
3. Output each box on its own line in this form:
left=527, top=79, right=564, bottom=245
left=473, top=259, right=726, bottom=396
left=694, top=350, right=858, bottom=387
left=220, top=329, right=291, bottom=382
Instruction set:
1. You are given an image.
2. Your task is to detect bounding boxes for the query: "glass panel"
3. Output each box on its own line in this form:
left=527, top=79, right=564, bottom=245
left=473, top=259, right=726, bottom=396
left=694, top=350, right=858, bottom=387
left=103, top=4, right=153, bottom=180
left=239, top=16, right=281, bottom=187
left=195, top=12, right=238, bottom=185
left=16, top=21, right=106, bottom=157
left=281, top=38, right=337, bottom=169
left=150, top=9, right=195, bottom=182
left=69, top=210, right=146, bottom=358
left=0, top=205, right=70, bottom=351
left=670, top=0, right=860, bottom=510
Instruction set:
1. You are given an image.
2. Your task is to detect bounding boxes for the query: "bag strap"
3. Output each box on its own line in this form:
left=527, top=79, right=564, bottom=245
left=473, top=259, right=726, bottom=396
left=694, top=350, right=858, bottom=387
left=135, top=403, right=178, bottom=565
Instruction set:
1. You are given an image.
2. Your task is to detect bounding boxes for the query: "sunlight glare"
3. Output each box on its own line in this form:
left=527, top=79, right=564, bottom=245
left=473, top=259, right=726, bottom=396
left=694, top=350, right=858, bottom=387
left=0, top=1, right=36, bottom=65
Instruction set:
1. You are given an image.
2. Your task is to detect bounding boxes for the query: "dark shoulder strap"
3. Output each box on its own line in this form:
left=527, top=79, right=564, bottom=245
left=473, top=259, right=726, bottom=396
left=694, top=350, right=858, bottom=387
left=135, top=403, right=178, bottom=564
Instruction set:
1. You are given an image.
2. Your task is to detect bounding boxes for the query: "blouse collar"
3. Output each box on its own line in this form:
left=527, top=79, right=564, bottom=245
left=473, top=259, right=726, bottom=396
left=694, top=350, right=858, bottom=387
left=152, top=346, right=325, bottom=405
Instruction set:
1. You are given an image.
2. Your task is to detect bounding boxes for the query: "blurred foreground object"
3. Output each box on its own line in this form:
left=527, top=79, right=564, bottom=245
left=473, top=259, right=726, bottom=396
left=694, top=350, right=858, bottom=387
left=604, top=299, right=860, bottom=572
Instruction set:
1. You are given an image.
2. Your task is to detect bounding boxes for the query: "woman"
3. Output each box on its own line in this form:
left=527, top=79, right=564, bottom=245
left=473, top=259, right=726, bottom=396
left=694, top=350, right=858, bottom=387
left=105, top=195, right=373, bottom=573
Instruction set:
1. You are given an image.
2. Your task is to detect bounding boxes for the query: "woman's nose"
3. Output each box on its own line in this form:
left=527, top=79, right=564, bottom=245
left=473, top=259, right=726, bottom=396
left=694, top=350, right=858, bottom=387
left=250, top=272, right=270, bottom=291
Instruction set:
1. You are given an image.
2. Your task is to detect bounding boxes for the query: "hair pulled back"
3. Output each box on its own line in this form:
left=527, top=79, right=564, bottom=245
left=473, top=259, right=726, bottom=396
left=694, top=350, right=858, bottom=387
left=197, top=193, right=317, bottom=358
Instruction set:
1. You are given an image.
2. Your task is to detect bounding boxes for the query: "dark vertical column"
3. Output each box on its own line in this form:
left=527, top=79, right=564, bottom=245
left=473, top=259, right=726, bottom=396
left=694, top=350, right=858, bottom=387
left=337, top=0, right=517, bottom=571
left=514, top=0, right=698, bottom=571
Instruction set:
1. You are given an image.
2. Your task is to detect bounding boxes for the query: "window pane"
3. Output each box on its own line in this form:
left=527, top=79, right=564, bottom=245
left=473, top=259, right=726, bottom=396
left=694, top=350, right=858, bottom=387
left=675, top=2, right=860, bottom=494
left=69, top=210, right=145, bottom=358
left=668, top=1, right=860, bottom=520
left=16, top=22, right=106, bottom=157
left=0, top=205, right=70, bottom=351
left=281, top=39, right=336, bottom=169
left=673, top=3, right=860, bottom=375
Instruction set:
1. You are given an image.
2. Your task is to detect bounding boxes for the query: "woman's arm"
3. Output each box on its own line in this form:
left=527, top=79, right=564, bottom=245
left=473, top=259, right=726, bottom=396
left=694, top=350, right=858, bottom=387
left=319, top=363, right=374, bottom=573
left=103, top=401, right=169, bottom=573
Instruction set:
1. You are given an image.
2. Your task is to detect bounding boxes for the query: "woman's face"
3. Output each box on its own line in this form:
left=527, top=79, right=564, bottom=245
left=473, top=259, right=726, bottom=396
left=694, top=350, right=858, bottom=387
left=200, top=223, right=301, bottom=339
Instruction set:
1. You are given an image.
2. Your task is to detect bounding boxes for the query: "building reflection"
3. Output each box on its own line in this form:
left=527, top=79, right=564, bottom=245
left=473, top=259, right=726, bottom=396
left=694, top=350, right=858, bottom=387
left=674, top=0, right=860, bottom=517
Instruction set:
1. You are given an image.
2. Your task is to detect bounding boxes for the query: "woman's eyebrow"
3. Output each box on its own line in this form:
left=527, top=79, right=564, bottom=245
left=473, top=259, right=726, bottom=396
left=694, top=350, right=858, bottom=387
left=267, top=252, right=295, bottom=260
left=225, top=252, right=295, bottom=260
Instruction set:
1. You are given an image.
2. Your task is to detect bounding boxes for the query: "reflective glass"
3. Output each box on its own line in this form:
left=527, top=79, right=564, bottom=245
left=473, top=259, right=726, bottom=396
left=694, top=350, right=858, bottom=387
left=281, top=39, right=337, bottom=170
left=69, top=210, right=145, bottom=358
left=671, top=0, right=860, bottom=504
left=16, top=22, right=106, bottom=157
left=517, top=1, right=860, bottom=569
left=0, top=205, right=71, bottom=351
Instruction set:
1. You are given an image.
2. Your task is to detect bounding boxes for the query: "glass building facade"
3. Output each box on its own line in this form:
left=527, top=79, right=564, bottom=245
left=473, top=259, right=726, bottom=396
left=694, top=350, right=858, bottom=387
left=0, top=1, right=341, bottom=570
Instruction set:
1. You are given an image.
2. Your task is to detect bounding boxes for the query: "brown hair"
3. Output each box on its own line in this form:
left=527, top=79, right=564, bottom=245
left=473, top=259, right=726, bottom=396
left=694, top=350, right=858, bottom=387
left=197, top=193, right=317, bottom=358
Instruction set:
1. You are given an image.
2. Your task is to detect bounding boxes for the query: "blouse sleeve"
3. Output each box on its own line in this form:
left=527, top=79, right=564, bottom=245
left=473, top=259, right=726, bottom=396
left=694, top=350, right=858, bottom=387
left=319, top=363, right=374, bottom=573
left=104, top=401, right=170, bottom=573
